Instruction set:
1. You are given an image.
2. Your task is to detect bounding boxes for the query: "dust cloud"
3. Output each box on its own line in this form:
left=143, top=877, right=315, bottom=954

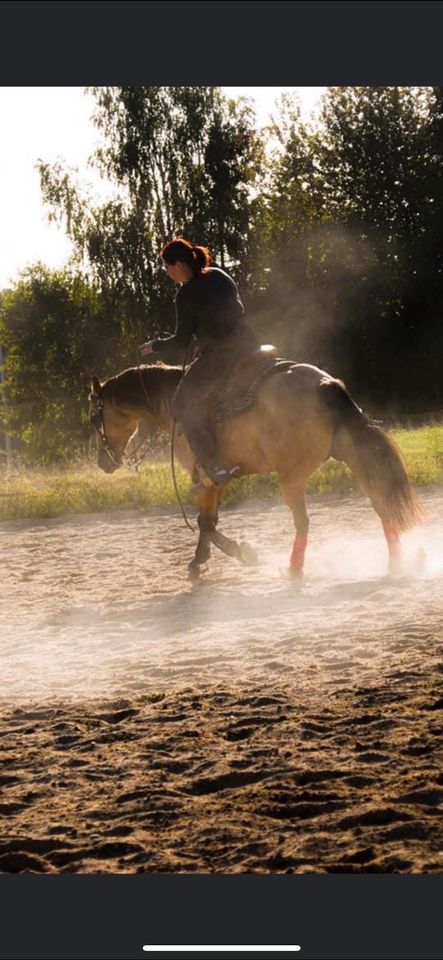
left=0, top=488, right=441, bottom=703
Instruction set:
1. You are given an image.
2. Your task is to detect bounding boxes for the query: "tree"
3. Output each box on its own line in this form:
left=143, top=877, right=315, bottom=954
left=258, top=86, right=441, bottom=409
left=253, top=92, right=328, bottom=360
left=38, top=86, right=264, bottom=346
left=32, top=86, right=443, bottom=426
left=0, top=266, right=122, bottom=462
left=309, top=86, right=441, bottom=408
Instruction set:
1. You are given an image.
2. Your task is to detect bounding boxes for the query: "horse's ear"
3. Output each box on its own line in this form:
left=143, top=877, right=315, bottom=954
left=91, top=376, right=102, bottom=395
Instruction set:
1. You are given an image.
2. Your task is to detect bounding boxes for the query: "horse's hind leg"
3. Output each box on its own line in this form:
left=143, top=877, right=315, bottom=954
left=333, top=435, right=404, bottom=575
left=381, top=517, right=402, bottom=575
left=281, top=481, right=309, bottom=580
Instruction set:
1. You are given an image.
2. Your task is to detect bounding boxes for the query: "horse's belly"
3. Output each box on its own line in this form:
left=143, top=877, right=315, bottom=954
left=216, top=413, right=269, bottom=473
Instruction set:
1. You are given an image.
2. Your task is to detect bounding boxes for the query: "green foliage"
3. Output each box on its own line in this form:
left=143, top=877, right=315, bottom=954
left=1, top=85, right=442, bottom=467
left=257, top=86, right=443, bottom=412
left=38, top=87, right=265, bottom=344
left=0, top=266, right=126, bottom=463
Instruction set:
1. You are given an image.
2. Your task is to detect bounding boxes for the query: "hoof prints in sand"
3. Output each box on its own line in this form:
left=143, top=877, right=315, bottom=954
left=0, top=677, right=441, bottom=874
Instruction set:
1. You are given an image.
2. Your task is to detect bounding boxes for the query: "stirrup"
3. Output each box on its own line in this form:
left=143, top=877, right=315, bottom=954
left=190, top=463, right=241, bottom=494
left=207, top=465, right=242, bottom=486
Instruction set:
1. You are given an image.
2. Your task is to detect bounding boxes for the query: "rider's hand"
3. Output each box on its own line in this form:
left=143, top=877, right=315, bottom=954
left=140, top=341, right=155, bottom=356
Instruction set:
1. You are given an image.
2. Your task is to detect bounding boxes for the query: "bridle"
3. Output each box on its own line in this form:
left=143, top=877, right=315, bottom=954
left=89, top=371, right=156, bottom=470
left=89, top=395, right=123, bottom=467
left=89, top=367, right=195, bottom=532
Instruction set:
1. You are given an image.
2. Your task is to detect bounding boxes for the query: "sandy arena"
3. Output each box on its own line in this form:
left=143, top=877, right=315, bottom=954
left=0, top=488, right=441, bottom=873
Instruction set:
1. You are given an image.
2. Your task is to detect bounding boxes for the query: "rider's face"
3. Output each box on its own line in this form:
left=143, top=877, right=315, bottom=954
left=162, top=260, right=193, bottom=284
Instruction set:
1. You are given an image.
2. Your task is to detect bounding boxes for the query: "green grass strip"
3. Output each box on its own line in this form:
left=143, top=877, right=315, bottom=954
left=0, top=425, right=441, bottom=521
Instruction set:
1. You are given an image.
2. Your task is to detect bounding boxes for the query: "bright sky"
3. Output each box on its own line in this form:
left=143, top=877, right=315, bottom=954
left=0, top=87, right=325, bottom=290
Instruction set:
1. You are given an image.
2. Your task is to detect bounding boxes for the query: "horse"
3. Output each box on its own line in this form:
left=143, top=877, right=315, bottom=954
left=88, top=356, right=423, bottom=581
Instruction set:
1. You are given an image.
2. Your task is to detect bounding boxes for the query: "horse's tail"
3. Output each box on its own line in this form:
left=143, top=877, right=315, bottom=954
left=320, top=378, right=423, bottom=534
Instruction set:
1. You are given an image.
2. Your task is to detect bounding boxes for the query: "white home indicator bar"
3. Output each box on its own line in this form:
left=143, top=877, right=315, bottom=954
left=143, top=948, right=301, bottom=953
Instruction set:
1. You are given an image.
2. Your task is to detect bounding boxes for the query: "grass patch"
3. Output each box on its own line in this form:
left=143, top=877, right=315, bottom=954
left=0, top=463, right=182, bottom=521
left=390, top=425, right=443, bottom=486
left=0, top=425, right=441, bottom=521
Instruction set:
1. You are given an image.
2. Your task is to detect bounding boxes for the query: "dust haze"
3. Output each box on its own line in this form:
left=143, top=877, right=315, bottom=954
left=1, top=488, right=441, bottom=702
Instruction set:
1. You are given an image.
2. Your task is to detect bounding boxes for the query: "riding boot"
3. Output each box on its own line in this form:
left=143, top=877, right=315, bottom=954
left=190, top=461, right=242, bottom=494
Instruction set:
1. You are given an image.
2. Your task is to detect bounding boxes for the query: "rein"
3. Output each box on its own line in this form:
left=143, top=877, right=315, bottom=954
left=138, top=361, right=195, bottom=531
left=92, top=364, right=196, bottom=532
left=170, top=346, right=196, bottom=533
left=91, top=397, right=123, bottom=468
left=170, top=416, right=196, bottom=533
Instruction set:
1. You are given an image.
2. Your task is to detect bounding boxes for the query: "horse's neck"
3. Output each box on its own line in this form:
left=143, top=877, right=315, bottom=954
left=136, top=368, right=177, bottom=433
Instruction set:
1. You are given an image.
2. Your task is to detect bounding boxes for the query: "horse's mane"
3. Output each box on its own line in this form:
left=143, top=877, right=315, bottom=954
left=101, top=362, right=182, bottom=417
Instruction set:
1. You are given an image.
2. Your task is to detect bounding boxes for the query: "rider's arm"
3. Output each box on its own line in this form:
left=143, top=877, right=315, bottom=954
left=151, top=288, right=195, bottom=352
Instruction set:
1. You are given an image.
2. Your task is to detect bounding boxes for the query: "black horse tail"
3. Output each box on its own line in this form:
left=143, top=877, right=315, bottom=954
left=320, top=378, right=423, bottom=534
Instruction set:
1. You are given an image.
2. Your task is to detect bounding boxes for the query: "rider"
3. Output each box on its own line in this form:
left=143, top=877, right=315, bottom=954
left=140, top=238, right=259, bottom=487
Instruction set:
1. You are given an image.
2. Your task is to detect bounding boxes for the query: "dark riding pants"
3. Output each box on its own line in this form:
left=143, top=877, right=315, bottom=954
left=171, top=347, right=239, bottom=468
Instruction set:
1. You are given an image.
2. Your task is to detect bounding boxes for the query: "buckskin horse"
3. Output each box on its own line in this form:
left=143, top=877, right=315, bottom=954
left=88, top=350, right=422, bottom=581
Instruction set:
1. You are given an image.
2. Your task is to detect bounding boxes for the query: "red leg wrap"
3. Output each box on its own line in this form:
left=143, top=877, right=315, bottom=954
left=290, top=535, right=308, bottom=570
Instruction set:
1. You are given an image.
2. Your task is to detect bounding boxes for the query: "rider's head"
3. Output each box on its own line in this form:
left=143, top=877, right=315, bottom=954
left=160, top=238, right=211, bottom=283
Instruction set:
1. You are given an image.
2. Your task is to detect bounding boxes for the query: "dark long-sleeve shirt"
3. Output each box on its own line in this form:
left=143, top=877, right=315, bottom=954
left=151, top=267, right=258, bottom=354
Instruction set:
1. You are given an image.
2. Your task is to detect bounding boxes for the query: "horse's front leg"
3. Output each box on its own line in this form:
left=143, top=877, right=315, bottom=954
left=188, top=486, right=257, bottom=578
left=188, top=488, right=219, bottom=581
left=203, top=486, right=257, bottom=566
left=208, top=523, right=257, bottom=565
left=188, top=518, right=212, bottom=581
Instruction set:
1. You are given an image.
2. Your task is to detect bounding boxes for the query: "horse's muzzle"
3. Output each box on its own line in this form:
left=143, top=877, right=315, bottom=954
left=97, top=450, right=120, bottom=473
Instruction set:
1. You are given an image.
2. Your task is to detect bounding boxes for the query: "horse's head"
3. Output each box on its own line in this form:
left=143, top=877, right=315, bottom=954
left=89, top=375, right=137, bottom=473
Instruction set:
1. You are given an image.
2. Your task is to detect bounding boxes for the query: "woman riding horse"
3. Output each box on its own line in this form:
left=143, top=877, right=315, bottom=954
left=140, top=238, right=259, bottom=489
left=89, top=357, right=423, bottom=581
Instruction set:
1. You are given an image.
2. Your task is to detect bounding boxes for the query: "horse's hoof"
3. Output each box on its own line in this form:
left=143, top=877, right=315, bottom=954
left=188, top=561, right=201, bottom=582
left=289, top=566, right=304, bottom=585
left=238, top=542, right=258, bottom=565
